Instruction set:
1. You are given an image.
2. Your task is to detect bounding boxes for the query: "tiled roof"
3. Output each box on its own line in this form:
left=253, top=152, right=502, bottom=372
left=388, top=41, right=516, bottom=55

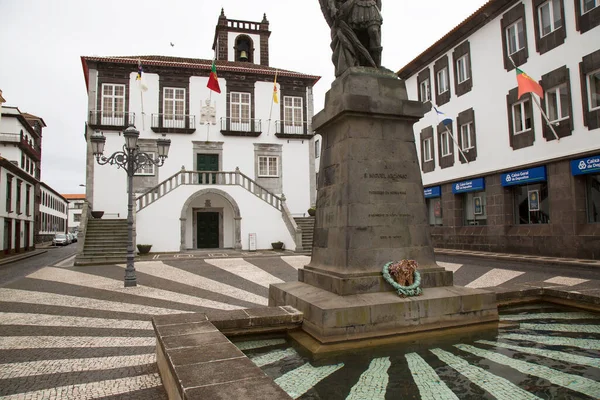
left=62, top=194, right=86, bottom=200
left=397, top=0, right=513, bottom=79
left=21, top=112, right=47, bottom=127
left=81, top=55, right=321, bottom=90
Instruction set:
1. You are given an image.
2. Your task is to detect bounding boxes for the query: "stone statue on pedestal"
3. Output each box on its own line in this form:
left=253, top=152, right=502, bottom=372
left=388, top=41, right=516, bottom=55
left=319, top=0, right=383, bottom=76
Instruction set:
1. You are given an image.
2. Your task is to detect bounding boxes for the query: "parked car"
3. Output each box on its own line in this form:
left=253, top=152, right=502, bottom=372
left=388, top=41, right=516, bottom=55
left=71, top=232, right=78, bottom=243
left=67, top=233, right=74, bottom=244
left=52, top=233, right=68, bottom=246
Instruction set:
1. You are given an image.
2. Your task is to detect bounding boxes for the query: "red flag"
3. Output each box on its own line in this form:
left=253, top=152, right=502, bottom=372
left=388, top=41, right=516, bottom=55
left=516, top=68, right=543, bottom=99
left=207, top=59, right=221, bottom=93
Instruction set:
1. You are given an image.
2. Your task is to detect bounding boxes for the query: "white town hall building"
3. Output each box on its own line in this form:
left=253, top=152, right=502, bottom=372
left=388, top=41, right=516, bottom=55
left=78, top=10, right=320, bottom=259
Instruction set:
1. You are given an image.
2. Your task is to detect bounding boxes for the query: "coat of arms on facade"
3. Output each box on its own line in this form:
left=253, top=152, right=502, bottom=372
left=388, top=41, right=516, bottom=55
left=200, top=99, right=217, bottom=125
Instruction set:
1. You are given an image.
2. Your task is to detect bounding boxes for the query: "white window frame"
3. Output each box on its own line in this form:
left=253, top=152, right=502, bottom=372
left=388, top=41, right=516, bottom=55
left=587, top=69, right=600, bottom=112
left=582, top=0, right=598, bottom=14
left=258, top=156, right=279, bottom=177
left=135, top=152, right=156, bottom=176
left=538, top=0, right=562, bottom=37
left=440, top=131, right=452, bottom=157
left=101, top=83, right=125, bottom=125
left=512, top=99, right=532, bottom=134
left=230, top=91, right=251, bottom=131
left=163, top=87, right=186, bottom=128
left=506, top=19, right=525, bottom=55
left=545, top=84, right=570, bottom=122
left=456, top=54, right=470, bottom=84
left=460, top=122, right=474, bottom=150
left=423, top=138, right=433, bottom=162
left=283, top=96, right=304, bottom=133
left=437, top=68, right=449, bottom=94
left=420, top=79, right=431, bottom=102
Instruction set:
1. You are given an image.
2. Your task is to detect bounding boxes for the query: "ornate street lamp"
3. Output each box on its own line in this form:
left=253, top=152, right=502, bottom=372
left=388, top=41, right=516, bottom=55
left=91, top=125, right=171, bottom=287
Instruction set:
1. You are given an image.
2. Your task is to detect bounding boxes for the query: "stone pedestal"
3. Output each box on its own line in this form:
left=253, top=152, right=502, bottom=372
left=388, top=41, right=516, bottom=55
left=269, top=67, right=498, bottom=344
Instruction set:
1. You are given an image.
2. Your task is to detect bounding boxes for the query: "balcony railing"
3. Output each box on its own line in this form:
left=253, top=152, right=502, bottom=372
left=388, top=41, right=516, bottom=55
left=0, top=133, right=41, bottom=160
left=20, top=134, right=41, bottom=161
left=220, top=117, right=262, bottom=137
left=88, top=111, right=135, bottom=129
left=274, top=121, right=312, bottom=138
left=151, top=114, right=196, bottom=134
left=0, top=133, right=21, bottom=144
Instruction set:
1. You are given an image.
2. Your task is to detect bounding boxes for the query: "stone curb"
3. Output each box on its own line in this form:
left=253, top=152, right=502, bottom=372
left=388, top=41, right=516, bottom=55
left=435, top=248, right=600, bottom=269
left=0, top=249, right=48, bottom=267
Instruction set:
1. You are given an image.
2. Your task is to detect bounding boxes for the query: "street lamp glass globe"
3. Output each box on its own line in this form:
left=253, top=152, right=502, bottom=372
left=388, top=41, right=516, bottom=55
left=123, top=126, right=140, bottom=150
left=156, top=137, right=171, bottom=158
left=90, top=132, right=106, bottom=156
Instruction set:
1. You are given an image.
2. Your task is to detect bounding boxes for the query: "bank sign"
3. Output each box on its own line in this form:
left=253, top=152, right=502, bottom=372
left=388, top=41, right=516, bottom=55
left=452, top=177, right=485, bottom=194
left=501, top=166, right=547, bottom=187
left=424, top=186, right=441, bottom=198
left=571, top=155, right=600, bottom=176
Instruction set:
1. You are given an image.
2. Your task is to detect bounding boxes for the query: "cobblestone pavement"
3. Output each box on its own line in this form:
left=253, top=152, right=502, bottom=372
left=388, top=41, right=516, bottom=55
left=0, top=254, right=599, bottom=399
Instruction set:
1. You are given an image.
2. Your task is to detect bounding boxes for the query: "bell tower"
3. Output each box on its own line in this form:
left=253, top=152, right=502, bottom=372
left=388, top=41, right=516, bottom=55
left=212, top=9, right=271, bottom=66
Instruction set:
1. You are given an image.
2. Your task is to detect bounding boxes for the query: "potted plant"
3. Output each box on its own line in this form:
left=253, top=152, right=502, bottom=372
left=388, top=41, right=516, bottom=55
left=137, top=244, right=152, bottom=254
left=91, top=211, right=104, bottom=219
left=271, top=241, right=284, bottom=250
left=307, top=207, right=316, bottom=216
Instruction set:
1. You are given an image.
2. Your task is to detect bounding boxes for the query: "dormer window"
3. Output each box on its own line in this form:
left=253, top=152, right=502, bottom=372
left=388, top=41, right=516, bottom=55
left=235, top=35, right=254, bottom=63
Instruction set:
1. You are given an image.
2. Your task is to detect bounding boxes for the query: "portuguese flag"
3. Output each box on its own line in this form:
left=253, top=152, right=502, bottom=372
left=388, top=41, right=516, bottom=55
left=207, top=58, right=221, bottom=93
left=516, top=67, right=543, bottom=99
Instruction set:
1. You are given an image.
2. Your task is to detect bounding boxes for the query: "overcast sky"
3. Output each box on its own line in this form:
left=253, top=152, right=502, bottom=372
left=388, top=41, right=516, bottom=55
left=0, top=0, right=487, bottom=195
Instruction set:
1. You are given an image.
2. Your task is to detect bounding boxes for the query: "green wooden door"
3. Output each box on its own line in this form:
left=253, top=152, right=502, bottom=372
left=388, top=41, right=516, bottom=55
left=196, top=154, right=219, bottom=184
left=196, top=212, right=219, bottom=248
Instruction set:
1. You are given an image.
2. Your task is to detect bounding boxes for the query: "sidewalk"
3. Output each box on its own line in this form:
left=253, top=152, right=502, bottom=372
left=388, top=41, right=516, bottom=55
left=0, top=248, right=48, bottom=266
left=435, top=248, right=600, bottom=269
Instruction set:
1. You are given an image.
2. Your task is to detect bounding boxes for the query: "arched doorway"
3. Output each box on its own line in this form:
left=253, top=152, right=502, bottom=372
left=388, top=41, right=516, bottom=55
left=179, top=189, right=242, bottom=250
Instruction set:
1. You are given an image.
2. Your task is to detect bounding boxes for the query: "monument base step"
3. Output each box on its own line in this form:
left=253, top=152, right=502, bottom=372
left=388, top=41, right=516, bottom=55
left=299, top=266, right=453, bottom=296
left=269, top=282, right=498, bottom=344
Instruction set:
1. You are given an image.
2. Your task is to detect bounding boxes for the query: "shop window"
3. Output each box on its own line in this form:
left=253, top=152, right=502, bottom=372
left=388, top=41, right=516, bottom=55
left=587, top=174, right=600, bottom=222
left=426, top=198, right=443, bottom=226
left=464, top=191, right=487, bottom=225
left=514, top=183, right=550, bottom=224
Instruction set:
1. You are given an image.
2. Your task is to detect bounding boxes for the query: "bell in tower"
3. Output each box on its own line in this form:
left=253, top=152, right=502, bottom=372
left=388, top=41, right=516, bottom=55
left=235, top=36, right=253, bottom=63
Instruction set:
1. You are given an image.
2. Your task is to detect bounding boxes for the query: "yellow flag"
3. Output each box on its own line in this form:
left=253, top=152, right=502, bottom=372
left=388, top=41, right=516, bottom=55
left=273, top=70, right=279, bottom=104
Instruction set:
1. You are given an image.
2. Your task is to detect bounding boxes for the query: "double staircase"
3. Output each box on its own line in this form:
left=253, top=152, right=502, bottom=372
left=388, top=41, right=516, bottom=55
left=75, top=219, right=128, bottom=266
left=294, top=217, right=315, bottom=255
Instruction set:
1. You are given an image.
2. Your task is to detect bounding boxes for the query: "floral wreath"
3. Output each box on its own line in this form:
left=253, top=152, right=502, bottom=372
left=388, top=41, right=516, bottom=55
left=382, top=261, right=423, bottom=297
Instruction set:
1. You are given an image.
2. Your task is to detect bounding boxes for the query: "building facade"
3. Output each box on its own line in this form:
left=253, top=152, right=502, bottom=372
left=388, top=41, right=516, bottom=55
left=38, top=183, right=68, bottom=242
left=63, top=194, right=85, bottom=233
left=80, top=10, right=320, bottom=252
left=398, top=0, right=600, bottom=259
left=0, top=106, right=41, bottom=253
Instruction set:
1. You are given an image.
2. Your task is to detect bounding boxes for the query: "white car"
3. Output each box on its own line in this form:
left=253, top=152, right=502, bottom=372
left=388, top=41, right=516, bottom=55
left=52, top=233, right=68, bottom=246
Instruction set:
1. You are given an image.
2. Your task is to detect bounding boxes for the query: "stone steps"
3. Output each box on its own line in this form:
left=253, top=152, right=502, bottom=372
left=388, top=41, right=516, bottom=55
left=75, top=219, right=129, bottom=266
left=294, top=217, right=315, bottom=254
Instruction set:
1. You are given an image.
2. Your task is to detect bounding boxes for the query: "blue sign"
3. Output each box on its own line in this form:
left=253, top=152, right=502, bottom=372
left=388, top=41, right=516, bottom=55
left=424, top=186, right=441, bottom=198
left=452, top=177, right=485, bottom=194
left=571, top=155, right=600, bottom=176
left=501, top=166, right=547, bottom=187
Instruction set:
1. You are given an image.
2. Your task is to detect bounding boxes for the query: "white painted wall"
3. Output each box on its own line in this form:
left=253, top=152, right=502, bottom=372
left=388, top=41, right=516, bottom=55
left=0, top=167, right=35, bottom=250
left=67, top=199, right=84, bottom=232
left=228, top=32, right=262, bottom=64
left=136, top=185, right=294, bottom=251
left=405, top=0, right=600, bottom=187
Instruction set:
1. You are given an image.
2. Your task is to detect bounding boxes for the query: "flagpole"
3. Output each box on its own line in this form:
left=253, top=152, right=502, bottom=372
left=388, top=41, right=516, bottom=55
left=531, top=95, right=560, bottom=142
left=444, top=125, right=469, bottom=164
left=267, top=69, right=278, bottom=136
left=507, top=56, right=559, bottom=142
left=138, top=58, right=145, bottom=130
left=206, top=90, right=212, bottom=143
